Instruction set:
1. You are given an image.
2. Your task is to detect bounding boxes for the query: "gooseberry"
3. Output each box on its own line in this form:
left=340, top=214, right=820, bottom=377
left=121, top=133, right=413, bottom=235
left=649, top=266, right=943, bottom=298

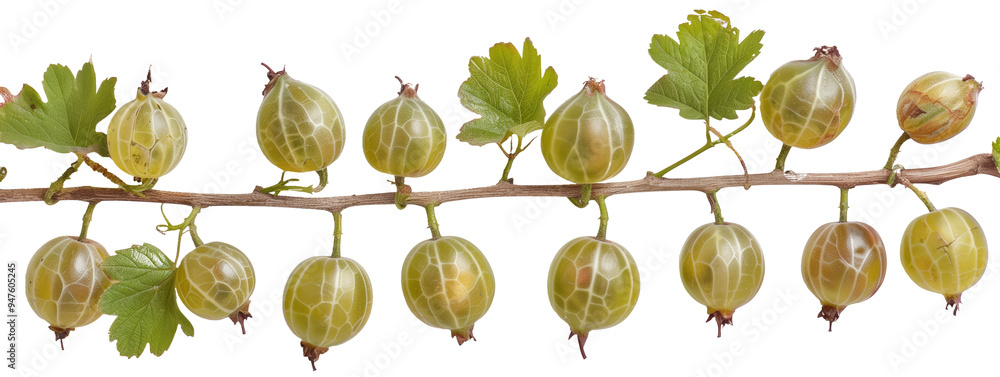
left=548, top=236, right=639, bottom=358
left=541, top=78, right=634, bottom=184
left=257, top=64, right=346, bottom=173
left=106, top=71, right=187, bottom=179
left=401, top=236, right=494, bottom=344
left=679, top=223, right=764, bottom=337
left=801, top=221, right=886, bottom=330
left=900, top=207, right=987, bottom=315
left=283, top=256, right=372, bottom=370
left=175, top=241, right=255, bottom=333
left=760, top=46, right=856, bottom=149
left=24, top=236, right=111, bottom=349
left=897, top=72, right=982, bottom=144
left=363, top=77, right=447, bottom=178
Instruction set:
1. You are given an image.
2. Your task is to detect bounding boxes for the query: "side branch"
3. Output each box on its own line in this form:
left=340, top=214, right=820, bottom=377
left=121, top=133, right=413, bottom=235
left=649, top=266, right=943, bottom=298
left=0, top=154, right=995, bottom=212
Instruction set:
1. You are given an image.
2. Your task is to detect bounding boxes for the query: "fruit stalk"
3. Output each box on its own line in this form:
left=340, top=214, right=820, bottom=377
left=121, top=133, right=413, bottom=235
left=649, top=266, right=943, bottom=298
left=883, top=132, right=911, bottom=171
left=156, top=206, right=203, bottom=262
left=707, top=190, right=724, bottom=224
left=78, top=202, right=98, bottom=242
left=332, top=212, right=343, bottom=258
left=314, top=169, right=329, bottom=193
left=569, top=184, right=592, bottom=208
left=595, top=196, right=609, bottom=240
left=424, top=203, right=442, bottom=239
left=774, top=144, right=792, bottom=171
left=895, top=174, right=937, bottom=212
left=187, top=221, right=204, bottom=248
left=908, top=185, right=937, bottom=213
left=838, top=188, right=849, bottom=222
left=394, top=176, right=410, bottom=209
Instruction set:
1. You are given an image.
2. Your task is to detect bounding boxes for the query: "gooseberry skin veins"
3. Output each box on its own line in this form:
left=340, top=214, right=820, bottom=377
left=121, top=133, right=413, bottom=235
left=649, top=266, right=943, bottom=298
left=175, top=241, right=256, bottom=321
left=900, top=208, right=987, bottom=308
left=760, top=48, right=856, bottom=149
left=257, top=74, right=346, bottom=173
left=25, top=236, right=111, bottom=331
left=897, top=72, right=982, bottom=144
left=679, top=223, right=764, bottom=327
left=801, top=222, right=886, bottom=326
left=283, top=256, right=373, bottom=348
left=363, top=88, right=447, bottom=178
left=401, top=236, right=494, bottom=343
left=107, top=89, right=188, bottom=178
left=541, top=80, right=634, bottom=184
left=547, top=237, right=640, bottom=343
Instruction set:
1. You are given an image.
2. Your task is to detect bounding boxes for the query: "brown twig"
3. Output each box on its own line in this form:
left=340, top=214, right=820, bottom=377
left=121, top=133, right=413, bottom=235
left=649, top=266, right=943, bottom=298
left=1, top=154, right=996, bottom=212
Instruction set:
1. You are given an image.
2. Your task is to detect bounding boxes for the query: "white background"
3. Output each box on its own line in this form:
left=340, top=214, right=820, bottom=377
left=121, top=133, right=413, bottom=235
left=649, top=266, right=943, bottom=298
left=2, top=0, right=999, bottom=376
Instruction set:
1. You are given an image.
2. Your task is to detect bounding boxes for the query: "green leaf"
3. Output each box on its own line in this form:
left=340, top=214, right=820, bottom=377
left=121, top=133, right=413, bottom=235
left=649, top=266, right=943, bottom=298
left=457, top=38, right=558, bottom=146
left=645, top=10, right=764, bottom=121
left=0, top=62, right=116, bottom=156
left=993, top=138, right=1000, bottom=175
left=99, top=243, right=194, bottom=358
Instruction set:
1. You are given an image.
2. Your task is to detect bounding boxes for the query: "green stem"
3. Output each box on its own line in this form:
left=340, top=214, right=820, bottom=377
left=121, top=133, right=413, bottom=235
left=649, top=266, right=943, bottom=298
left=707, top=190, right=725, bottom=225
left=331, top=212, right=343, bottom=258
left=78, top=202, right=98, bottom=242
left=654, top=104, right=756, bottom=177
left=156, top=206, right=203, bottom=251
left=499, top=136, right=521, bottom=183
left=907, top=184, right=937, bottom=212
left=774, top=144, right=792, bottom=171
left=118, top=178, right=158, bottom=197
left=81, top=154, right=136, bottom=195
left=188, top=222, right=204, bottom=247
left=175, top=229, right=183, bottom=266
left=568, top=184, right=592, bottom=208
left=394, top=176, right=409, bottom=210
left=45, top=154, right=86, bottom=205
left=704, top=119, right=712, bottom=144
left=595, top=196, right=609, bottom=240
left=884, top=132, right=911, bottom=171
left=313, top=168, right=329, bottom=193
left=500, top=154, right=515, bottom=183
left=179, top=207, right=202, bottom=229
left=81, top=153, right=156, bottom=194
left=260, top=172, right=314, bottom=196
left=424, top=203, right=442, bottom=239
left=839, top=188, right=849, bottom=222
